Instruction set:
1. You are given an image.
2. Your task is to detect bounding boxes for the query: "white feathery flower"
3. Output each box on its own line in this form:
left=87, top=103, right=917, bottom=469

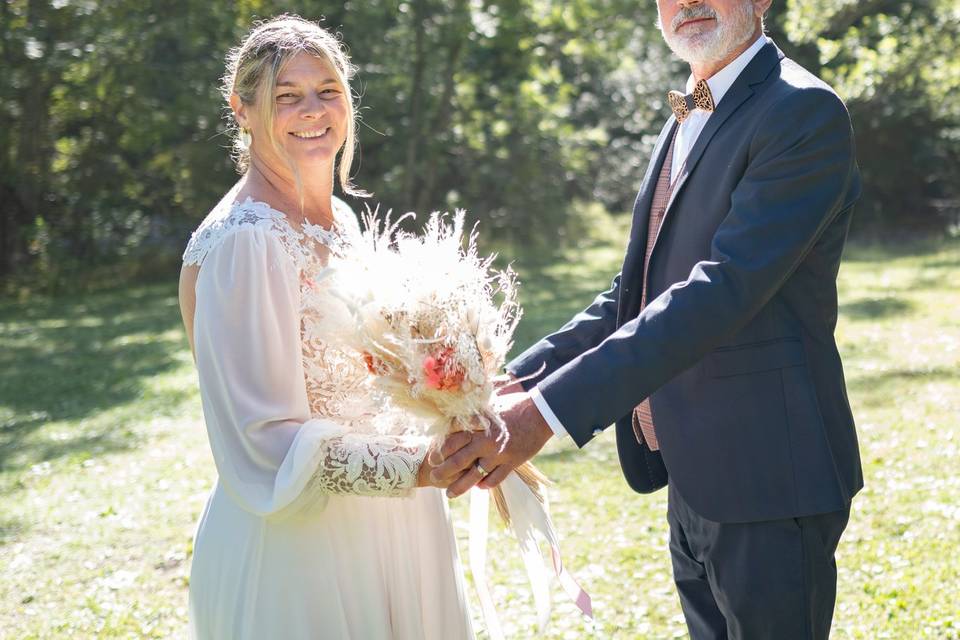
left=325, top=208, right=521, bottom=437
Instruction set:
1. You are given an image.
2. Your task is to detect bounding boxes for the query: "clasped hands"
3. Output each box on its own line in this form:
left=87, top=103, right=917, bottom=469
left=419, top=375, right=553, bottom=498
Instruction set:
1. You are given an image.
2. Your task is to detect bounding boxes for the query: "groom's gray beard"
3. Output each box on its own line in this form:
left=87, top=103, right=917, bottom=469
left=660, top=0, right=756, bottom=66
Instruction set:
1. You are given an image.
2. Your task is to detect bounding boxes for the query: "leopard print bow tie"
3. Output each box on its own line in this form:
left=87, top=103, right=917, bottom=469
left=667, top=79, right=715, bottom=123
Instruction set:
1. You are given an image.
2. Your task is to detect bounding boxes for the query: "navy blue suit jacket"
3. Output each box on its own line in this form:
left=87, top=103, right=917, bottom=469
left=507, top=43, right=864, bottom=523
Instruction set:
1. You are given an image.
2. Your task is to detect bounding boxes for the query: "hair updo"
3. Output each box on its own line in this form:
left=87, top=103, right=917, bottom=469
left=222, top=14, right=365, bottom=197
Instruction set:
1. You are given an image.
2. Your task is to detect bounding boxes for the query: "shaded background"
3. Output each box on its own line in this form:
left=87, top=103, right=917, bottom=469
left=2, top=0, right=959, bottom=293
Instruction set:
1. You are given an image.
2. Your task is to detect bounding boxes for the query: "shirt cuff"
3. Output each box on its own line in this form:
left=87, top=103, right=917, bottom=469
left=529, top=386, right=568, bottom=439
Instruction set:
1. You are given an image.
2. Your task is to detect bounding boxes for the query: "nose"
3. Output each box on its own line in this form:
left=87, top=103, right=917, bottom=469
left=677, top=0, right=704, bottom=7
left=299, top=93, right=326, bottom=120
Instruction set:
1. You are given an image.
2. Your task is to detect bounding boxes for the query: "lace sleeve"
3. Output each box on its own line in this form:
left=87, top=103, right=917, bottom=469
left=193, top=224, right=433, bottom=518
left=182, top=197, right=305, bottom=268
left=306, top=432, right=430, bottom=498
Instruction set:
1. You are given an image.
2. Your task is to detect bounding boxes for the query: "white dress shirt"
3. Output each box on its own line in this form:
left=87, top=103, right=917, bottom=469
left=531, top=35, right=771, bottom=439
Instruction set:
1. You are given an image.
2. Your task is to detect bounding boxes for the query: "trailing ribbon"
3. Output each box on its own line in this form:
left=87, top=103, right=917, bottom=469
left=468, top=473, right=592, bottom=639
left=469, top=486, right=504, bottom=640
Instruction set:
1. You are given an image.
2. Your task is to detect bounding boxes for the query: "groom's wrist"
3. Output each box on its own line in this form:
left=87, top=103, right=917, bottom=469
left=529, top=387, right=568, bottom=439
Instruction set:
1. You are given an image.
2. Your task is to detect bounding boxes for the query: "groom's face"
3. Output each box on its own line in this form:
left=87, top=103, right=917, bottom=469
left=657, top=0, right=766, bottom=65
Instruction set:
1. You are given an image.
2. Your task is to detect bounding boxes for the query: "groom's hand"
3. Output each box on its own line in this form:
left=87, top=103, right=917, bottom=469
left=432, top=391, right=553, bottom=498
left=478, top=391, right=553, bottom=490
left=492, top=372, right=523, bottom=396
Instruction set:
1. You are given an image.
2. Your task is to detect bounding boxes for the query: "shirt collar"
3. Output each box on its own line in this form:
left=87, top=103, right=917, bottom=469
left=685, top=35, right=769, bottom=106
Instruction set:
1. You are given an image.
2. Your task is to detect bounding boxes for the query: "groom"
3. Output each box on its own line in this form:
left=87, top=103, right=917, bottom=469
left=433, top=0, right=863, bottom=637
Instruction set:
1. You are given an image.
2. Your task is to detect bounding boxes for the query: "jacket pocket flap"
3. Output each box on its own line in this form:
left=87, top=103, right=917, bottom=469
left=707, top=338, right=805, bottom=378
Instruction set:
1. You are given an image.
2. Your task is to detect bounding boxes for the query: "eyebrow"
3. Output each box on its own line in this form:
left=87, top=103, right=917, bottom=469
left=276, top=78, right=338, bottom=87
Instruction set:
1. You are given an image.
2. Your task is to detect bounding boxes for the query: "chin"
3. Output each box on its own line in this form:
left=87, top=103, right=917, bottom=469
left=287, top=145, right=338, bottom=166
left=666, top=6, right=757, bottom=66
left=669, top=27, right=749, bottom=66
left=668, top=39, right=717, bottom=64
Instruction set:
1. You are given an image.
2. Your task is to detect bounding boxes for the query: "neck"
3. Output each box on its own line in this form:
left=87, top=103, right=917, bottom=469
left=689, top=23, right=763, bottom=81
left=244, top=157, right=336, bottom=227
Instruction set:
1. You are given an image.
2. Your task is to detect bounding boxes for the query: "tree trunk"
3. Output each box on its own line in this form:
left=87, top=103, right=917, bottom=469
left=6, top=0, right=56, bottom=277
left=0, top=0, right=17, bottom=276
left=403, top=0, right=428, bottom=210
left=416, top=31, right=464, bottom=215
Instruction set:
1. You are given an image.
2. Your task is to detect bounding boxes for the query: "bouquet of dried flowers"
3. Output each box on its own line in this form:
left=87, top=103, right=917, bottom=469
left=327, top=209, right=547, bottom=522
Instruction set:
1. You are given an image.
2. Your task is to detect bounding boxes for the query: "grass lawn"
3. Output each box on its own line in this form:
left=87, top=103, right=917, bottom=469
left=2, top=218, right=958, bottom=639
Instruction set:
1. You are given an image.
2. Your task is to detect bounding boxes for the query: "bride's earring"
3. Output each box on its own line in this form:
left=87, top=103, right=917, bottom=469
left=240, top=127, right=252, bottom=148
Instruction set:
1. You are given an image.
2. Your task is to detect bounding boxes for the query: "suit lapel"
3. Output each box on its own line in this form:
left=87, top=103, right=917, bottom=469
left=634, top=45, right=783, bottom=288
left=664, top=43, right=783, bottom=215
left=617, top=43, right=784, bottom=326
left=618, top=118, right=678, bottom=323
left=662, top=83, right=753, bottom=213
left=620, top=43, right=784, bottom=324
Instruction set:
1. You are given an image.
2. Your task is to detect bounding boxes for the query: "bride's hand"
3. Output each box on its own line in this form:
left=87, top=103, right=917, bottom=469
left=417, top=430, right=475, bottom=488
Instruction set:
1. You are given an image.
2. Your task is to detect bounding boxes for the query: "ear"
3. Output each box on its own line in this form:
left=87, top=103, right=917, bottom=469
left=229, top=93, right=248, bottom=129
left=754, top=0, right=773, bottom=17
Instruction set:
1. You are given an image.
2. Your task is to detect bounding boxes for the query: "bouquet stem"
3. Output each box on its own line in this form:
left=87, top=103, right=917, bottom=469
left=492, top=461, right=549, bottom=526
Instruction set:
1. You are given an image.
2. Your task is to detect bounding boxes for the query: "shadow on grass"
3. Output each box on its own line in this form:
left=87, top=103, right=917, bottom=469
left=841, top=297, right=914, bottom=320
left=916, top=258, right=960, bottom=270
left=0, top=283, right=185, bottom=474
left=841, top=236, right=960, bottom=263
left=0, top=516, right=25, bottom=546
left=848, top=366, right=959, bottom=409
left=910, top=273, right=960, bottom=292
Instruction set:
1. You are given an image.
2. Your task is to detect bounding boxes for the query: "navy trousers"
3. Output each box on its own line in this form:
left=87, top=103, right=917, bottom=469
left=667, top=483, right=850, bottom=639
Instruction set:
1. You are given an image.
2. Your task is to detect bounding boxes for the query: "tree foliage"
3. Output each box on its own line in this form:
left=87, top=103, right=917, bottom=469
left=1, top=0, right=957, bottom=290
left=780, top=0, right=960, bottom=234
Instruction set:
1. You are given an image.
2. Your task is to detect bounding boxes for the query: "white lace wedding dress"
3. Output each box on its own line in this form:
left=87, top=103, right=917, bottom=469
left=182, top=196, right=474, bottom=640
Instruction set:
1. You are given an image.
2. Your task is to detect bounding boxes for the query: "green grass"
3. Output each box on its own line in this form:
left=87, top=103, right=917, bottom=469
left=1, top=219, right=958, bottom=639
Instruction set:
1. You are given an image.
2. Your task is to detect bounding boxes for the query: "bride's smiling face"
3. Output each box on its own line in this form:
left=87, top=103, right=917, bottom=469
left=235, top=52, right=349, bottom=180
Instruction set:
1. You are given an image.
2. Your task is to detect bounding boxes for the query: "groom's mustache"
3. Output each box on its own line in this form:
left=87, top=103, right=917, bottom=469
left=672, top=5, right=718, bottom=32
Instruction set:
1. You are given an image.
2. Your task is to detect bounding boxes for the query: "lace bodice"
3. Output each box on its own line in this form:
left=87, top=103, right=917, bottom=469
left=184, top=197, right=428, bottom=507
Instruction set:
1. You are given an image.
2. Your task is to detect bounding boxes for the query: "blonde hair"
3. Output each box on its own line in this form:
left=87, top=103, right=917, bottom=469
left=222, top=14, right=367, bottom=197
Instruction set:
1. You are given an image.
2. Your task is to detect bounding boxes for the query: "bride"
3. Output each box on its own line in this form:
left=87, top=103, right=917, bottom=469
left=178, top=15, right=480, bottom=639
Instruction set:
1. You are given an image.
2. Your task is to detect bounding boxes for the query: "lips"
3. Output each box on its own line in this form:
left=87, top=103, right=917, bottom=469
left=290, top=127, right=330, bottom=140
left=676, top=16, right=716, bottom=31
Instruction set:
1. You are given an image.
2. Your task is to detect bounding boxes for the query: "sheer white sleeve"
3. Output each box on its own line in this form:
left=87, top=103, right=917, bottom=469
left=191, top=224, right=429, bottom=518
